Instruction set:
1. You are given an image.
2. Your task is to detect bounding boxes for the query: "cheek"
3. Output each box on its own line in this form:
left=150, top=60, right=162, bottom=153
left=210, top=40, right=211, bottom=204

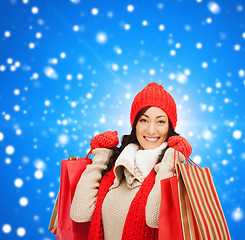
left=136, top=124, right=144, bottom=134
left=135, top=125, right=142, bottom=140
left=160, top=126, right=169, bottom=139
left=136, top=126, right=147, bottom=144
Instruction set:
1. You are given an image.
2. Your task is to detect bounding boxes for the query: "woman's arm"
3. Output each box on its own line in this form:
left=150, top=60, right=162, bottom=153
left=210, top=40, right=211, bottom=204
left=145, top=147, right=185, bottom=228
left=70, top=148, right=113, bottom=222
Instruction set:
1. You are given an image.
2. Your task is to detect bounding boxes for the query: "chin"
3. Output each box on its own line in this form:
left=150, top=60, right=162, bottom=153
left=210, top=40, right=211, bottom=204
left=142, top=143, right=161, bottom=150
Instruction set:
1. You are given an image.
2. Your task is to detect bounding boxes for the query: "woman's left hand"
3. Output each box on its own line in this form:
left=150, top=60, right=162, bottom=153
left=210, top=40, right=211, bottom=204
left=167, top=135, right=192, bottom=159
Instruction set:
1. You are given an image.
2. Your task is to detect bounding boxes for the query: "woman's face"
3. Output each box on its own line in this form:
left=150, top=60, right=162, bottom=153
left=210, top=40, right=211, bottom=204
left=136, top=107, right=169, bottom=150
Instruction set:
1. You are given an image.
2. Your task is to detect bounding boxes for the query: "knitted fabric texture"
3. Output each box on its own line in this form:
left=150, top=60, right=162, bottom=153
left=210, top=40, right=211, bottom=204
left=88, top=168, right=116, bottom=240
left=90, top=131, right=119, bottom=151
left=121, top=169, right=158, bottom=240
left=89, top=168, right=158, bottom=240
left=167, top=135, right=192, bottom=159
left=130, top=82, right=177, bottom=129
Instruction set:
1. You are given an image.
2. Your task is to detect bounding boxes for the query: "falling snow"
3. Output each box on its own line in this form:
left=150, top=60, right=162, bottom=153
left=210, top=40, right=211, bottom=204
left=31, top=7, right=39, bottom=14
left=127, top=5, right=134, bottom=12
left=233, top=130, right=242, bottom=139
left=124, top=24, right=131, bottom=30
left=14, top=178, right=24, bottom=188
left=2, top=224, right=11, bottom=234
left=16, top=227, right=26, bottom=237
left=159, top=24, right=165, bottom=31
left=232, top=208, right=243, bottom=221
left=96, top=32, right=107, bottom=44
left=19, top=197, right=29, bottom=207
left=0, top=1, right=244, bottom=239
left=208, top=2, right=221, bottom=14
left=91, top=8, right=99, bottom=15
left=0, top=132, right=4, bottom=141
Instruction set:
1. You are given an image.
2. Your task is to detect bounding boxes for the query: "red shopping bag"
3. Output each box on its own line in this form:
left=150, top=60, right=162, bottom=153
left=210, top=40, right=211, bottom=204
left=158, top=176, right=185, bottom=240
left=159, top=150, right=198, bottom=240
left=159, top=173, right=200, bottom=240
left=159, top=150, right=231, bottom=240
left=56, top=156, right=92, bottom=240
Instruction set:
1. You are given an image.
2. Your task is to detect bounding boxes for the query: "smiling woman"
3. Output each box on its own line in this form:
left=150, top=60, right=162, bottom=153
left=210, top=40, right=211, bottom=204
left=136, top=107, right=169, bottom=150
left=70, top=82, right=192, bottom=240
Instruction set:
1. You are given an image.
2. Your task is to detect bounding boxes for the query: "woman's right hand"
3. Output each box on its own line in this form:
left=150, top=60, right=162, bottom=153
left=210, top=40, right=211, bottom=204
left=90, top=131, right=119, bottom=151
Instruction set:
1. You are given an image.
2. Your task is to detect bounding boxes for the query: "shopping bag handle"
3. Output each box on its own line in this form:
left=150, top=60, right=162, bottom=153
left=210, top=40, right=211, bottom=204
left=172, top=149, right=181, bottom=178
left=172, top=148, right=201, bottom=178
left=183, top=144, right=201, bottom=170
left=86, top=149, right=93, bottom=159
left=68, top=151, right=92, bottom=161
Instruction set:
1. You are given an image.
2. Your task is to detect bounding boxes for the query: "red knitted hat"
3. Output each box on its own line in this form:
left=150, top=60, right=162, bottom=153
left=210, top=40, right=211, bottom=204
left=130, top=82, right=177, bottom=129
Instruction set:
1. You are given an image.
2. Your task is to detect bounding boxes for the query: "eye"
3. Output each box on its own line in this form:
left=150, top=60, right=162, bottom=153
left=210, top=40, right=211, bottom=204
left=139, top=119, right=147, bottom=123
left=158, top=120, right=166, bottom=124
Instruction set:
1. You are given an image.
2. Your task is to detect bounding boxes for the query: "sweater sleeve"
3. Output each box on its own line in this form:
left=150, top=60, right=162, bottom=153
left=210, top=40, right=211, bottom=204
left=145, top=148, right=185, bottom=228
left=70, top=148, right=113, bottom=222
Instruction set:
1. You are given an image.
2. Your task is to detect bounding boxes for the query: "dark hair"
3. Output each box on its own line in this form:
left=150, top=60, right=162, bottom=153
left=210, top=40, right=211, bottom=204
left=101, top=106, right=179, bottom=178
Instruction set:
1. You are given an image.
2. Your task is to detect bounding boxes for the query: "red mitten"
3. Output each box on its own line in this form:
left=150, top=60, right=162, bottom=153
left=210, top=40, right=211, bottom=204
left=167, top=136, right=192, bottom=159
left=90, top=131, right=119, bottom=151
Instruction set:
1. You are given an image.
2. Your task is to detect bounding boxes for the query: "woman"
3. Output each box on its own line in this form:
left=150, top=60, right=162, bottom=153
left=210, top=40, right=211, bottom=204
left=70, top=82, right=192, bottom=240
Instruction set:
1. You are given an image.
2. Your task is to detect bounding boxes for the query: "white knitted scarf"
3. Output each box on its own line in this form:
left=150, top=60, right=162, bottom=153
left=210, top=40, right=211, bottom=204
left=114, top=142, right=167, bottom=178
left=135, top=142, right=167, bottom=177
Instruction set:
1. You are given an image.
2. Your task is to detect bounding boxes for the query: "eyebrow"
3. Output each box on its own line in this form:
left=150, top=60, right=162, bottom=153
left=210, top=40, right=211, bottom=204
left=142, top=114, right=167, bottom=119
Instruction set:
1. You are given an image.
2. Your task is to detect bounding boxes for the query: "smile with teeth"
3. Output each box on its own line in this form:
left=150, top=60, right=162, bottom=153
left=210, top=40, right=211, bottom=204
left=144, top=136, right=160, bottom=142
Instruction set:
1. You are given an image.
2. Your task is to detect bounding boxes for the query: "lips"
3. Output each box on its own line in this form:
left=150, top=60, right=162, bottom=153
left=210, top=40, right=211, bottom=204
left=144, top=136, right=160, bottom=142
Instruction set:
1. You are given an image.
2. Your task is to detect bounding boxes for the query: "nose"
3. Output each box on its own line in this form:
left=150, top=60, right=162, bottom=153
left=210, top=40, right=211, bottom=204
left=147, top=122, right=157, bottom=135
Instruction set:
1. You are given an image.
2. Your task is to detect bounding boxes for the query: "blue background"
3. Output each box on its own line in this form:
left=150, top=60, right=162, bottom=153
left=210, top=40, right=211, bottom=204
left=0, top=0, right=245, bottom=239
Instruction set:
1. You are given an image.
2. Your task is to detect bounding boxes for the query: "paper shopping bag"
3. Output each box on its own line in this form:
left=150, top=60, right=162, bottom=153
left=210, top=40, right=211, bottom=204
left=49, top=156, right=92, bottom=240
left=158, top=176, right=185, bottom=240
left=48, top=189, right=59, bottom=235
left=48, top=157, right=76, bottom=235
left=177, top=162, right=231, bottom=240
